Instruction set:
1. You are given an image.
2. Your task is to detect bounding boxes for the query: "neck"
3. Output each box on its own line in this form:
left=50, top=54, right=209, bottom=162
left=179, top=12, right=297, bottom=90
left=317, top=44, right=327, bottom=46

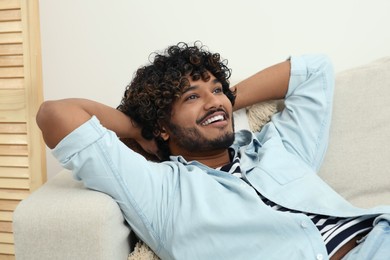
left=178, top=149, right=231, bottom=168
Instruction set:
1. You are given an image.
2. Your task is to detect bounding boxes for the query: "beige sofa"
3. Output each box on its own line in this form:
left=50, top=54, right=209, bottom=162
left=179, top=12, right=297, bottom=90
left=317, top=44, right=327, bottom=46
left=13, top=57, right=390, bottom=260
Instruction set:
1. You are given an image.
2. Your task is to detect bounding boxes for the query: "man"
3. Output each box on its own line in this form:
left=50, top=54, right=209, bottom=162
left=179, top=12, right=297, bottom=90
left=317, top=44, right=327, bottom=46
left=37, top=42, right=390, bottom=259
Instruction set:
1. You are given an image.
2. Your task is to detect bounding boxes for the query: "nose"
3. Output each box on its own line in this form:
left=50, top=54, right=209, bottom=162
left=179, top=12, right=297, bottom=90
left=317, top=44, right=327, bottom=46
left=204, top=92, right=223, bottom=110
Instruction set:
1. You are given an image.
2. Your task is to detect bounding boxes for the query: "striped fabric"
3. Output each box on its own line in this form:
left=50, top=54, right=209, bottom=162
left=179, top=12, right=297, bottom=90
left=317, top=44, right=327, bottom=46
left=261, top=197, right=374, bottom=257
left=216, top=153, right=375, bottom=258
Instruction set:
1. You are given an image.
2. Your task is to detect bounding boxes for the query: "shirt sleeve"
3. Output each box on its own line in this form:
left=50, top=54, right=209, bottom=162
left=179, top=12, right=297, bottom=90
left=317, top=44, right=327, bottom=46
left=52, top=116, right=177, bottom=250
left=270, top=55, right=335, bottom=171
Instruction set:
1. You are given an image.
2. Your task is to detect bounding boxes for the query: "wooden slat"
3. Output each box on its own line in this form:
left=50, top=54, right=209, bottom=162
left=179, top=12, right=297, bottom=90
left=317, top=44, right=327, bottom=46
left=0, top=21, right=21, bottom=33
left=0, top=200, right=20, bottom=211
left=0, top=123, right=26, bottom=134
left=0, top=67, right=23, bottom=77
left=0, top=232, right=14, bottom=243
left=0, top=89, right=26, bottom=124
left=0, top=89, right=25, bottom=108
left=0, top=167, right=29, bottom=178
left=0, top=55, right=23, bottom=67
left=0, top=211, right=13, bottom=221
left=0, top=0, right=21, bottom=10
left=0, top=189, right=29, bottom=200
left=0, top=110, right=25, bottom=122
left=0, top=221, right=12, bottom=233
left=0, top=113, right=26, bottom=123
left=0, top=44, right=23, bottom=55
left=0, top=78, right=24, bottom=89
left=0, top=32, right=22, bottom=44
left=0, top=242, right=14, bottom=255
left=0, top=253, right=16, bottom=260
left=0, top=156, right=29, bottom=167
left=0, top=144, right=28, bottom=156
left=0, top=9, right=21, bottom=22
left=0, top=134, right=27, bottom=145
left=0, top=177, right=29, bottom=189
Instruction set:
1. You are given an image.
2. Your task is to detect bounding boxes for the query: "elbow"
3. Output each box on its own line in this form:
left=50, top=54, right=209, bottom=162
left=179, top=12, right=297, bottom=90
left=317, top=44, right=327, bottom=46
left=36, top=101, right=57, bottom=132
left=36, top=99, right=90, bottom=149
left=36, top=101, right=46, bottom=128
left=36, top=101, right=64, bottom=149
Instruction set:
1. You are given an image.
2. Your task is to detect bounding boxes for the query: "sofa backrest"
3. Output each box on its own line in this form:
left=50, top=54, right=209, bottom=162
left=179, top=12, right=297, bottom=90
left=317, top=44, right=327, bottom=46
left=319, top=57, right=390, bottom=208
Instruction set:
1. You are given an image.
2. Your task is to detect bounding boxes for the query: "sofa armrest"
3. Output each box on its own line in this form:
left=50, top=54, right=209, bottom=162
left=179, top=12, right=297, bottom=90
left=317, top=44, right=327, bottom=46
left=13, top=169, right=131, bottom=260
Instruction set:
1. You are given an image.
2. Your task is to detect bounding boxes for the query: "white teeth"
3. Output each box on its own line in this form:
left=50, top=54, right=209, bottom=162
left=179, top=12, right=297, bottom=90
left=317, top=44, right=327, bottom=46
left=202, top=115, right=224, bottom=126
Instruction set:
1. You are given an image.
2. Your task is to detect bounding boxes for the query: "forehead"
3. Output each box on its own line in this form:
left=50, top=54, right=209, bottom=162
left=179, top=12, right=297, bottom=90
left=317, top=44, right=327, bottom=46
left=183, top=74, right=220, bottom=91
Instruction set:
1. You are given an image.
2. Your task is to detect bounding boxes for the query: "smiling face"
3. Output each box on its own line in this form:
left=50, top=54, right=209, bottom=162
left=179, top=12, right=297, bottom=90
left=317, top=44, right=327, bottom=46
left=161, top=73, right=235, bottom=158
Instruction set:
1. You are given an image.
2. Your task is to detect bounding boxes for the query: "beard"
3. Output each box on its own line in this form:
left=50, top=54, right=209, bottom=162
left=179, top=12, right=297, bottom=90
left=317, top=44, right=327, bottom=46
left=167, top=119, right=235, bottom=153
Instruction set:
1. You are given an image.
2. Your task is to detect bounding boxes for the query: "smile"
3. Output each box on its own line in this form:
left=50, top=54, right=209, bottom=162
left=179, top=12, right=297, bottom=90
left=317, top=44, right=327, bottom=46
left=201, top=114, right=226, bottom=126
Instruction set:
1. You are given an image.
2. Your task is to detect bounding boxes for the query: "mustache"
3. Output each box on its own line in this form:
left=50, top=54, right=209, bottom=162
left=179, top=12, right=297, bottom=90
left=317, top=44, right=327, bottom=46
left=196, top=108, right=228, bottom=125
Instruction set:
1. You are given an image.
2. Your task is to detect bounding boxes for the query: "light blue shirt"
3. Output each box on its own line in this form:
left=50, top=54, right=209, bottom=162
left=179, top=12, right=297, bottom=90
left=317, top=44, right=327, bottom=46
left=53, top=55, right=390, bottom=260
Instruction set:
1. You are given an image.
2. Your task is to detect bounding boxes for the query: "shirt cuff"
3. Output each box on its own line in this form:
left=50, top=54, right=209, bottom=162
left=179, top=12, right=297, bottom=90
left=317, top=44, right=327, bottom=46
left=52, top=116, right=107, bottom=164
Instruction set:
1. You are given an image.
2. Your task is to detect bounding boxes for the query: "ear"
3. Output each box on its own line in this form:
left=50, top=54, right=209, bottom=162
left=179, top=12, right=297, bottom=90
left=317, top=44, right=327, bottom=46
left=159, top=126, right=170, bottom=141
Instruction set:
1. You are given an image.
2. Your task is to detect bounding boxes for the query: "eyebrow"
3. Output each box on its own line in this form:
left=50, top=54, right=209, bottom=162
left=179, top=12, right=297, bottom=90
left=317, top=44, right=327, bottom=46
left=182, top=85, right=198, bottom=95
left=182, top=79, right=221, bottom=94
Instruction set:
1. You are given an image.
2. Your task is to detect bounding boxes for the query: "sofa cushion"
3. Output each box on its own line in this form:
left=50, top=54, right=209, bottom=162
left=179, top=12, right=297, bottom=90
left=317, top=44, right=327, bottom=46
left=318, top=57, right=390, bottom=208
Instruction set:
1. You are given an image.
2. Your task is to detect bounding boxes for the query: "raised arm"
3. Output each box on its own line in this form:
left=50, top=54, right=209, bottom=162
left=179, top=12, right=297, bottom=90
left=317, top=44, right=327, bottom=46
left=36, top=99, right=141, bottom=149
left=232, top=59, right=291, bottom=110
left=258, top=55, right=334, bottom=171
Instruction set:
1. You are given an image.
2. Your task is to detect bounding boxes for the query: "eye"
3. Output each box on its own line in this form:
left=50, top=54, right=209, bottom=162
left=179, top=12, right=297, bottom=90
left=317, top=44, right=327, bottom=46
left=213, top=86, right=223, bottom=94
left=184, top=94, right=198, bottom=101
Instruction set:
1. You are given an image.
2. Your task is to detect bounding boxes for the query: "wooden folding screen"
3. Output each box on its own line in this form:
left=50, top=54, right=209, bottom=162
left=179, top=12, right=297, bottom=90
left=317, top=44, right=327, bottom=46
left=0, top=0, right=46, bottom=258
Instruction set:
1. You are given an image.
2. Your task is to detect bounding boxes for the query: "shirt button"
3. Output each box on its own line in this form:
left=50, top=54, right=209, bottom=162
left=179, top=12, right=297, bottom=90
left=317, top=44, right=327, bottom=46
left=300, top=221, right=308, bottom=228
left=316, top=254, right=323, bottom=260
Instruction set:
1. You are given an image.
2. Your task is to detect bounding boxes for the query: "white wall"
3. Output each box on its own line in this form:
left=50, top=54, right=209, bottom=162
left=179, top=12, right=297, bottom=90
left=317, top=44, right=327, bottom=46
left=39, top=0, right=390, bottom=178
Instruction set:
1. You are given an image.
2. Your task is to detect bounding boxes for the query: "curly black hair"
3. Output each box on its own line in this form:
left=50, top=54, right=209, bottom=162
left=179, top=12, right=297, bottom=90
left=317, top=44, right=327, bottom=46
left=117, top=42, right=235, bottom=160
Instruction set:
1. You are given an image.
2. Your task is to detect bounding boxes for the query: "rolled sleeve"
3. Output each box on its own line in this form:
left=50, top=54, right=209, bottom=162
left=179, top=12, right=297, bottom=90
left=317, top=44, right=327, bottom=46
left=52, top=116, right=176, bottom=253
left=272, top=55, right=335, bottom=171
left=52, top=116, right=106, bottom=178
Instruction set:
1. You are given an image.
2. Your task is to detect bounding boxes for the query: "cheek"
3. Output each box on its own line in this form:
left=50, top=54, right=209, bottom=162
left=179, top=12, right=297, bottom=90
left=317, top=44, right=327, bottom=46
left=222, top=98, right=233, bottom=114
left=170, top=109, right=197, bottom=126
left=171, top=100, right=206, bottom=124
left=185, top=113, right=199, bottom=126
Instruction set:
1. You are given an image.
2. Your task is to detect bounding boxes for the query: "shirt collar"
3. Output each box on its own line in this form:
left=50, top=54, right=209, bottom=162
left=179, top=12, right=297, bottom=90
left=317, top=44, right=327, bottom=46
left=169, top=130, right=262, bottom=166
